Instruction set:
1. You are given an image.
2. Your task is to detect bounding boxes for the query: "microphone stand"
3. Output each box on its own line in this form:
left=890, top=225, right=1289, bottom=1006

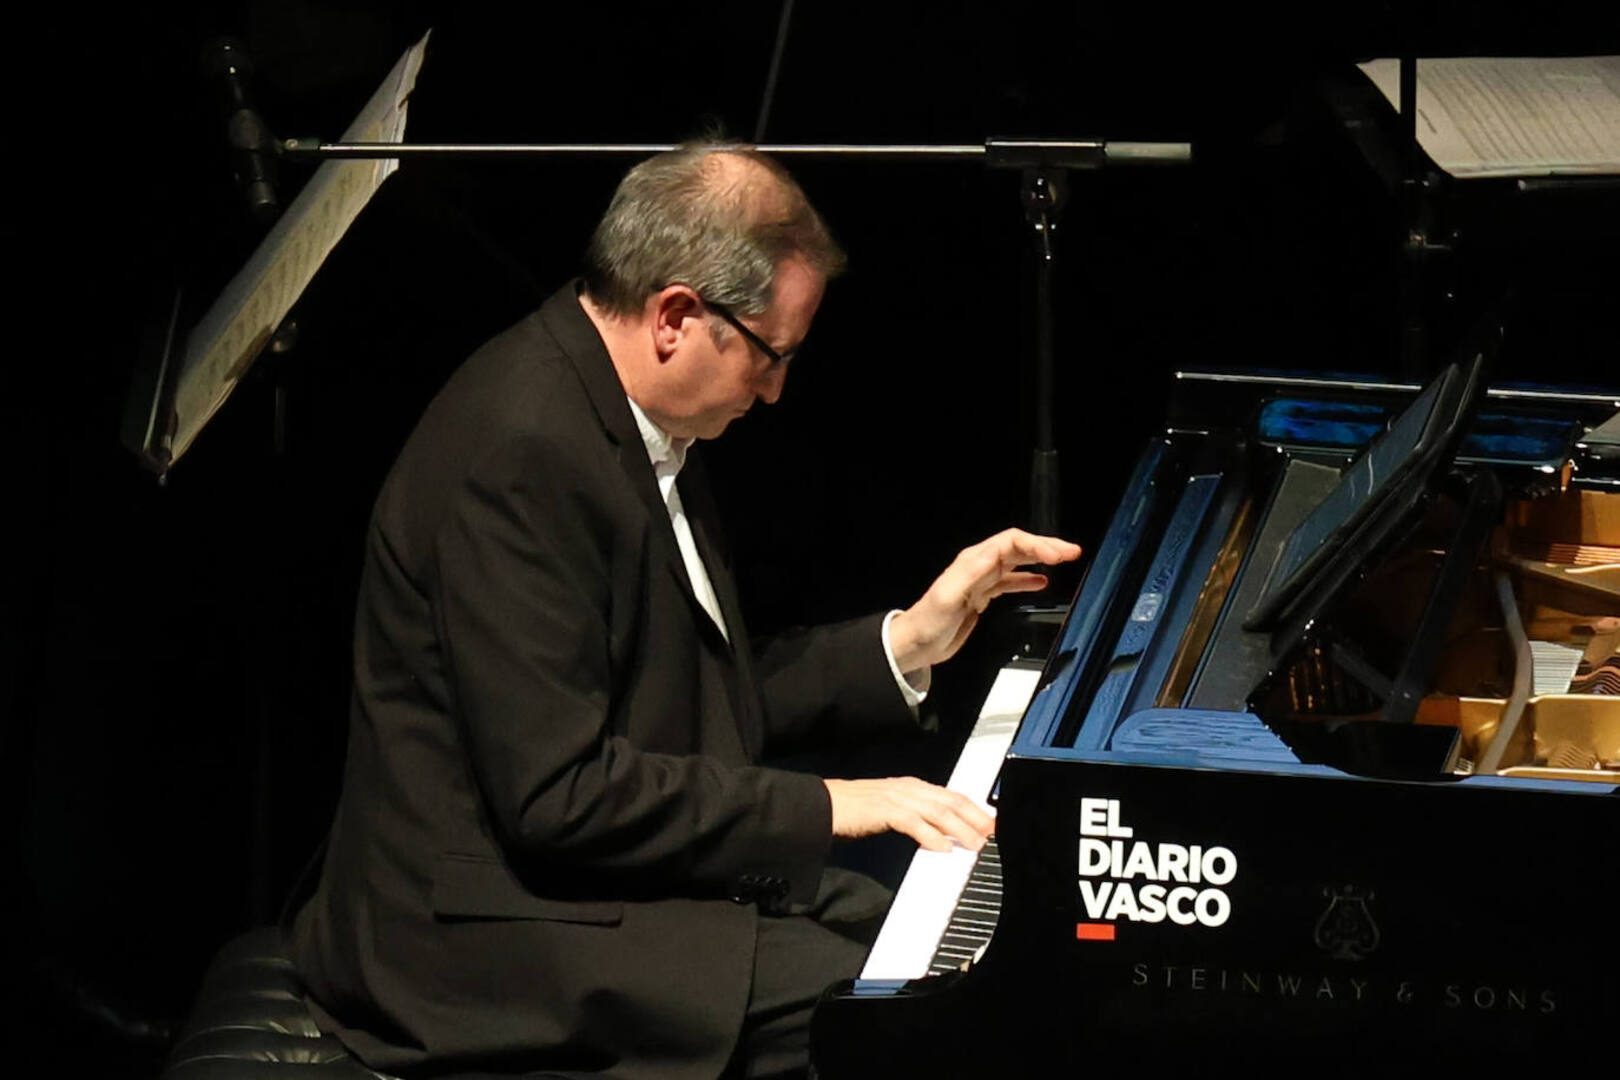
left=1396, top=54, right=1457, bottom=382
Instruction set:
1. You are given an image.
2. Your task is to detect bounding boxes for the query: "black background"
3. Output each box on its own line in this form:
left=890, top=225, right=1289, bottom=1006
left=6, top=2, right=1619, bottom=1073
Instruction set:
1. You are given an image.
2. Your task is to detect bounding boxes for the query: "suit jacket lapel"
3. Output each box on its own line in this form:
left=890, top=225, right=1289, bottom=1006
left=678, top=452, right=744, bottom=649
left=679, top=451, right=765, bottom=760
left=537, top=284, right=735, bottom=654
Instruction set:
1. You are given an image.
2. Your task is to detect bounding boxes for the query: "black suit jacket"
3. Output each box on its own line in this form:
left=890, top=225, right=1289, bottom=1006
left=288, top=285, right=917, bottom=1079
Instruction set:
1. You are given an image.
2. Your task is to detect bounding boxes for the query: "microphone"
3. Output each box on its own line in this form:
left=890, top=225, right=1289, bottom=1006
left=986, top=138, right=1194, bottom=171
left=201, top=38, right=279, bottom=224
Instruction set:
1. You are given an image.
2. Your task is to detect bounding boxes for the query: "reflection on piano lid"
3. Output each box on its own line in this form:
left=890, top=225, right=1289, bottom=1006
left=812, top=367, right=1620, bottom=1075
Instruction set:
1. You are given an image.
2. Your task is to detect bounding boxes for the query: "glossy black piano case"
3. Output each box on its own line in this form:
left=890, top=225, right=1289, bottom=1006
left=813, top=752, right=1617, bottom=1073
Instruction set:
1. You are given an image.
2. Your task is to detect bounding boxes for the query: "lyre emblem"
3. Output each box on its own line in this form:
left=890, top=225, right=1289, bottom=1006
left=1313, top=885, right=1380, bottom=961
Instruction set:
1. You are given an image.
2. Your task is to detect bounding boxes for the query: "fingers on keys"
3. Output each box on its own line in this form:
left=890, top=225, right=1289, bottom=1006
left=883, top=777, right=994, bottom=853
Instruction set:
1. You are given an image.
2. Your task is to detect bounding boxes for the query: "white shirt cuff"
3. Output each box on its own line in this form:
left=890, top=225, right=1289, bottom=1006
left=881, top=609, right=930, bottom=707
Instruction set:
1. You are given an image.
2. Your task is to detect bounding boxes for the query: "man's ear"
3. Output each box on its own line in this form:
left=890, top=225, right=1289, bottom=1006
left=650, top=285, right=703, bottom=363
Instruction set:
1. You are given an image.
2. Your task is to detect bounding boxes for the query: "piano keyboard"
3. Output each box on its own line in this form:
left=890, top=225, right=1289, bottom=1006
left=925, top=839, right=1001, bottom=973
left=860, top=663, right=1041, bottom=980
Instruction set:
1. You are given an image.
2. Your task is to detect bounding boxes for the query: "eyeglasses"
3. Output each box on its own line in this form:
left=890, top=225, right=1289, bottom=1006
left=701, top=298, right=789, bottom=366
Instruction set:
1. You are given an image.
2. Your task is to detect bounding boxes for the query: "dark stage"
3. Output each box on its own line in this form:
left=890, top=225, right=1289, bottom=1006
left=6, top=2, right=1619, bottom=1074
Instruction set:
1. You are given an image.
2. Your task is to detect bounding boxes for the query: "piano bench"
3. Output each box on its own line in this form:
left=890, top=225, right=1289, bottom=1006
left=161, top=928, right=392, bottom=1080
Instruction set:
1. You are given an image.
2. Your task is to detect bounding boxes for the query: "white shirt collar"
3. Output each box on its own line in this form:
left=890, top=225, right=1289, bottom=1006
left=625, top=395, right=693, bottom=473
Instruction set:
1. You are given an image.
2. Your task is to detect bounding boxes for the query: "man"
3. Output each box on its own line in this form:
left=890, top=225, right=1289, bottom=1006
left=288, top=144, right=1080, bottom=1079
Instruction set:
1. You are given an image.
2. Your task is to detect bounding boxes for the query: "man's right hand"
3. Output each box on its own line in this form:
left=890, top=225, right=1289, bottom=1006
left=822, top=777, right=994, bottom=852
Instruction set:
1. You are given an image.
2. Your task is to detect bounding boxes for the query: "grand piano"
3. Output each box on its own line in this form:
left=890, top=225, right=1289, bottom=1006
left=811, top=354, right=1620, bottom=1071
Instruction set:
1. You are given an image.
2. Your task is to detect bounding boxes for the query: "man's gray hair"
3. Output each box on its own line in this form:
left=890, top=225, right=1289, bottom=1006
left=582, top=144, right=846, bottom=318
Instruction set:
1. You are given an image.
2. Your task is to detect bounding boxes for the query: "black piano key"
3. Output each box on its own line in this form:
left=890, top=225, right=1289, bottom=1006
left=925, top=839, right=1004, bottom=974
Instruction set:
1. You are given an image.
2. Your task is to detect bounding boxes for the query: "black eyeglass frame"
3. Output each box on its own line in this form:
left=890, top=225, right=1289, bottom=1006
left=701, top=298, right=790, bottom=365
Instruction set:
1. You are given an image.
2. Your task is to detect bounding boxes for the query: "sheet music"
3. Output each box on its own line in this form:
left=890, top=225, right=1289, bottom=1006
left=859, top=664, right=1040, bottom=981
left=164, top=31, right=431, bottom=466
left=1358, top=57, right=1620, bottom=179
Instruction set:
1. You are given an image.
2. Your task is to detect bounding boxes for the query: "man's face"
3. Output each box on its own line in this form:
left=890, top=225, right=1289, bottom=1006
left=656, top=255, right=824, bottom=440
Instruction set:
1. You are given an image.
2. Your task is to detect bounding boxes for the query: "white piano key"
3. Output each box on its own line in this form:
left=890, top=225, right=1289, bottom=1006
left=859, top=664, right=1041, bottom=980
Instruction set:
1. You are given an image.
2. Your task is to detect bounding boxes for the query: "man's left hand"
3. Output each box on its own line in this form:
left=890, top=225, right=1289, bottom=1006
left=889, top=528, right=1082, bottom=674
